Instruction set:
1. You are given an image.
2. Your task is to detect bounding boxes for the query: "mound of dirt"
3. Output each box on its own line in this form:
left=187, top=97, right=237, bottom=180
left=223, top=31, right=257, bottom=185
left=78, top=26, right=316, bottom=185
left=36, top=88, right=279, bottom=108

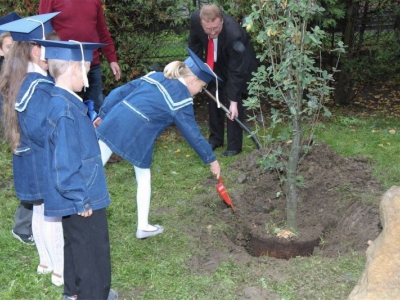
left=188, top=142, right=383, bottom=276
left=224, top=142, right=383, bottom=258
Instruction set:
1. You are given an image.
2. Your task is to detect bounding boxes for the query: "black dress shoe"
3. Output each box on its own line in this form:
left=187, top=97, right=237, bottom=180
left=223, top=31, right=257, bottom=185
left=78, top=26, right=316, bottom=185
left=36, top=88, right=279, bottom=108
left=209, top=143, right=222, bottom=151
left=221, top=149, right=242, bottom=156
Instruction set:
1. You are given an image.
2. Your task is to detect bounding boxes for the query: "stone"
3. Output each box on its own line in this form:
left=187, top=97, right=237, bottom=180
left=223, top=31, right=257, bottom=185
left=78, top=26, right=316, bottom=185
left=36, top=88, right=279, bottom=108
left=347, top=186, right=400, bottom=300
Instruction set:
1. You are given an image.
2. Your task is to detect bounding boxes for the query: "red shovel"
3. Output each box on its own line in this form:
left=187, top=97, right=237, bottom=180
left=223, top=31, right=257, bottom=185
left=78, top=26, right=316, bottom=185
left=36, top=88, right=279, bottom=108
left=216, top=177, right=235, bottom=211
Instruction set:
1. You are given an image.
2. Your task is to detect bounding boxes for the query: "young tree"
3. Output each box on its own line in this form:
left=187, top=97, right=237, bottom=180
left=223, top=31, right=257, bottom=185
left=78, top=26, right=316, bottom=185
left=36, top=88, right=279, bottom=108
left=245, top=0, right=344, bottom=230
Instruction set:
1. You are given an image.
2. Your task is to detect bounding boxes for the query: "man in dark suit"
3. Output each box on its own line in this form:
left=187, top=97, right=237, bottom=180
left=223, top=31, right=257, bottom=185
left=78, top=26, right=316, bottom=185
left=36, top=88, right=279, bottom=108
left=189, top=4, right=258, bottom=156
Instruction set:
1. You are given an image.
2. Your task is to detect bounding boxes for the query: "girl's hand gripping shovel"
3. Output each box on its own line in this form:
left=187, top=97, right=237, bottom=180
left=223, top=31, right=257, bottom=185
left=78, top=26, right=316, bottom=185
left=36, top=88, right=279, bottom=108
left=216, top=177, right=235, bottom=211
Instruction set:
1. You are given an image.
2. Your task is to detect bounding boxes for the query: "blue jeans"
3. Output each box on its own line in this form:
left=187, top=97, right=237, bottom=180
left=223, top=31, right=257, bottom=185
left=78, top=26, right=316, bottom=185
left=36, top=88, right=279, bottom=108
left=83, top=64, right=104, bottom=113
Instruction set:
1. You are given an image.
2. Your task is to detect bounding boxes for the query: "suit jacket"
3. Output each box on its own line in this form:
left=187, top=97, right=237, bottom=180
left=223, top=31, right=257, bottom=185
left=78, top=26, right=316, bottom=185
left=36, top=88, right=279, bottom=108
left=189, top=9, right=259, bottom=101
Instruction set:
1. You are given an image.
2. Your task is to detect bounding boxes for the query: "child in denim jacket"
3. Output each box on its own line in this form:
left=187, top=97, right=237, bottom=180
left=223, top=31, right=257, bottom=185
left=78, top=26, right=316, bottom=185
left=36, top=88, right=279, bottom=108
left=0, top=13, right=64, bottom=286
left=94, top=48, right=221, bottom=240
left=33, top=39, right=117, bottom=300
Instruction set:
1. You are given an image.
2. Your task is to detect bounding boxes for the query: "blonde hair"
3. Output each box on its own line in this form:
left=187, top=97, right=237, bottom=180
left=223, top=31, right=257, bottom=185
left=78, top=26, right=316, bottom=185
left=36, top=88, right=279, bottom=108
left=163, top=61, right=195, bottom=79
left=48, top=59, right=71, bottom=79
left=199, top=4, right=223, bottom=22
left=48, top=59, right=90, bottom=85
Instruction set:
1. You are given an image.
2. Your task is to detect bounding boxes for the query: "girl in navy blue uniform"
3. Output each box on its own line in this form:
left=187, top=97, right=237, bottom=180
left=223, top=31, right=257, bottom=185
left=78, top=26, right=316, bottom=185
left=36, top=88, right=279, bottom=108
left=94, top=49, right=221, bottom=239
left=33, top=39, right=117, bottom=300
left=0, top=13, right=64, bottom=286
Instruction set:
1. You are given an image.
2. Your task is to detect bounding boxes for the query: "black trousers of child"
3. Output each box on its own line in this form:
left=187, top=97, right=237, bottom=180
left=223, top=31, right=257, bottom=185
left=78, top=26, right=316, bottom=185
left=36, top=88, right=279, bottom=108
left=62, top=208, right=111, bottom=300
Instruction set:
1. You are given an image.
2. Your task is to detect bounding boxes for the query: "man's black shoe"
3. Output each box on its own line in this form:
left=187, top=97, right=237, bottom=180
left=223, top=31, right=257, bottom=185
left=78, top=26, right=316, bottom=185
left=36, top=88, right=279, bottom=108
left=209, top=143, right=222, bottom=151
left=221, top=149, right=242, bottom=156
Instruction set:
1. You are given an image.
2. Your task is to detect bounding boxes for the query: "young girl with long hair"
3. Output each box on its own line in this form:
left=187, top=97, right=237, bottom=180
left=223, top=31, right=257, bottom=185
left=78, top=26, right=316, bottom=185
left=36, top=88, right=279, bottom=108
left=0, top=17, right=64, bottom=286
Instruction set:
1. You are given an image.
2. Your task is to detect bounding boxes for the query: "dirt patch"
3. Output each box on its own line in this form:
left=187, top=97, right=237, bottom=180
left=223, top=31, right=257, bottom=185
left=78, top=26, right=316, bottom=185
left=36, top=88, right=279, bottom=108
left=184, top=86, right=386, bottom=298
left=187, top=140, right=383, bottom=275
left=226, top=143, right=382, bottom=256
left=182, top=140, right=384, bottom=299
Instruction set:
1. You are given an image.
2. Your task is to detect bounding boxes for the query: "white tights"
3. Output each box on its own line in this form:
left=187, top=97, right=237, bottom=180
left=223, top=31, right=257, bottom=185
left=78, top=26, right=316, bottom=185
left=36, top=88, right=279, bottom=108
left=32, top=203, right=64, bottom=276
left=134, top=166, right=155, bottom=231
left=99, top=139, right=113, bottom=166
left=98, top=140, right=155, bottom=231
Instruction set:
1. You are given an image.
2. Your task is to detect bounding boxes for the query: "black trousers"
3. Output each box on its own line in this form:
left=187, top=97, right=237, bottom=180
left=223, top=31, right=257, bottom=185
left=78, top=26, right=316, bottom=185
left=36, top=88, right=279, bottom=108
left=207, top=86, right=244, bottom=151
left=62, top=208, right=111, bottom=300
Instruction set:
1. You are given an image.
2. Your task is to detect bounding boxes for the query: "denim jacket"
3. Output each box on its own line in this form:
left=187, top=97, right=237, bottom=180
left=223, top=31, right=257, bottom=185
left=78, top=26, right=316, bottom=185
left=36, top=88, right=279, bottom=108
left=97, top=72, right=216, bottom=168
left=13, top=72, right=54, bottom=201
left=44, top=86, right=110, bottom=217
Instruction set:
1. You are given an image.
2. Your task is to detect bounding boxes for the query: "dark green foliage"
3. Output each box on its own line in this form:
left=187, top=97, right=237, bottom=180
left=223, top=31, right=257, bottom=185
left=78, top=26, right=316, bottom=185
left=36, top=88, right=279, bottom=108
left=101, top=0, right=195, bottom=94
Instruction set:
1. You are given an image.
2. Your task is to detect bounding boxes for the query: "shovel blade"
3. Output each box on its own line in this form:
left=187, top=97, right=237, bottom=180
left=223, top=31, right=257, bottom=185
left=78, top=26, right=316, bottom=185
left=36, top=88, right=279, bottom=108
left=216, top=178, right=235, bottom=211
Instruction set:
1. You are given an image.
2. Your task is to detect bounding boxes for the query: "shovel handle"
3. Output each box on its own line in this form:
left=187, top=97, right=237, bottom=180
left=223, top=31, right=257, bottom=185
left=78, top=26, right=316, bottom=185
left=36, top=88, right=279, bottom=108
left=203, top=88, right=262, bottom=150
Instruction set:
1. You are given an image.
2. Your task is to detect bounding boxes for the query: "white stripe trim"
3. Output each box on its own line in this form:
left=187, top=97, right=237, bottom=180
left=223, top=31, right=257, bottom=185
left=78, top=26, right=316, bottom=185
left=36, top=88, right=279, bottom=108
left=141, top=75, right=193, bottom=111
left=15, top=79, right=54, bottom=112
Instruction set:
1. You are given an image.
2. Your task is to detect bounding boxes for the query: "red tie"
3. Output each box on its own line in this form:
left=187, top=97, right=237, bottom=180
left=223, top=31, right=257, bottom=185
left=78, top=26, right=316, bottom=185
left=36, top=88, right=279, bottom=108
left=207, top=37, right=214, bottom=70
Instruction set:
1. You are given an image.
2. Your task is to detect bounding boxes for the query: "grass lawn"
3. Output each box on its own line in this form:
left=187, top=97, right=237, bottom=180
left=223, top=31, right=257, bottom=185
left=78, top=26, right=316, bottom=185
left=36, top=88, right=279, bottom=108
left=0, top=111, right=398, bottom=299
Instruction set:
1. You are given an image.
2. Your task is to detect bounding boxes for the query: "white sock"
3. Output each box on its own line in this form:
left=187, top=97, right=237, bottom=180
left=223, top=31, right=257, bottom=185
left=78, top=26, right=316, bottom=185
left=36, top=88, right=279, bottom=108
left=32, top=203, right=64, bottom=277
left=32, top=203, right=52, bottom=270
left=99, top=139, right=113, bottom=166
left=134, top=166, right=156, bottom=231
left=43, top=215, right=64, bottom=277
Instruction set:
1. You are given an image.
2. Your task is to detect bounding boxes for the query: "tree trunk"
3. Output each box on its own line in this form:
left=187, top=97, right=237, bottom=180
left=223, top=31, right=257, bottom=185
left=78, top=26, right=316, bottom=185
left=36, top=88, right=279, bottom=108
left=334, top=0, right=359, bottom=105
left=286, top=102, right=302, bottom=230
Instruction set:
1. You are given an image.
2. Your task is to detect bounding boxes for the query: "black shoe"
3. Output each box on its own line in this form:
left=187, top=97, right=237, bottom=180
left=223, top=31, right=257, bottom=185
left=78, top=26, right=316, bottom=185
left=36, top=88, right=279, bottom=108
left=209, top=143, right=222, bottom=151
left=11, top=230, right=35, bottom=245
left=107, top=154, right=120, bottom=164
left=222, top=149, right=242, bottom=156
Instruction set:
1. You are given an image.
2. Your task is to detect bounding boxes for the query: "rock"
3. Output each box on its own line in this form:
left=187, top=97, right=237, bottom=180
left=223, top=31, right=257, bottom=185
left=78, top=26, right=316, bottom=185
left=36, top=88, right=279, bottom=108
left=347, top=186, right=400, bottom=300
left=238, top=173, right=247, bottom=183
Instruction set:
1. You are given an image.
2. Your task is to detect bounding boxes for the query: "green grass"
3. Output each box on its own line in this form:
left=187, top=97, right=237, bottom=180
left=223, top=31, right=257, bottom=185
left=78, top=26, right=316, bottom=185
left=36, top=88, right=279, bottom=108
left=0, top=112, right=398, bottom=299
left=315, top=113, right=400, bottom=189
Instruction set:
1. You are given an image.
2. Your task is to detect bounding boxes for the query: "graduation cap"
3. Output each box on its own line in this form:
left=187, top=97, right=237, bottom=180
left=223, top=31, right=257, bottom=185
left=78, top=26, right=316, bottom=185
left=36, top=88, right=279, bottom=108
left=185, top=47, right=222, bottom=84
left=31, top=39, right=105, bottom=62
left=32, top=39, right=105, bottom=88
left=0, top=12, right=21, bottom=34
left=0, top=12, right=59, bottom=41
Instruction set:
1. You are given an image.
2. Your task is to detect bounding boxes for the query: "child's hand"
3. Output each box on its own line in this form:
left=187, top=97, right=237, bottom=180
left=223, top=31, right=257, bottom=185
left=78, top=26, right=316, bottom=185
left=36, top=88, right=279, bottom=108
left=210, top=160, right=220, bottom=179
left=78, top=209, right=93, bottom=217
left=93, top=117, right=102, bottom=129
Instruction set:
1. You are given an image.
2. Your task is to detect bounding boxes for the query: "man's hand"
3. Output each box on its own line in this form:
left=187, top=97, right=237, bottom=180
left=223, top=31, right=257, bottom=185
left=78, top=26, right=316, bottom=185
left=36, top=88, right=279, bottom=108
left=228, top=101, right=238, bottom=120
left=110, top=62, right=121, bottom=81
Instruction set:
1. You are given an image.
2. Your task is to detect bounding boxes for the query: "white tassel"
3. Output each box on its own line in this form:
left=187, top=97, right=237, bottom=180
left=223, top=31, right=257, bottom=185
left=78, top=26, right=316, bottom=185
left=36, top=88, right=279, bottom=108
left=70, top=40, right=89, bottom=89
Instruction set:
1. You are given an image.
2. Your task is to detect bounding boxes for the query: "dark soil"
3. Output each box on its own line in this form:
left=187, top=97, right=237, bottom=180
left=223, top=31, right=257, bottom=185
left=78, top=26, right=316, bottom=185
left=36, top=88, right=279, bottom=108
left=183, top=81, right=391, bottom=298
